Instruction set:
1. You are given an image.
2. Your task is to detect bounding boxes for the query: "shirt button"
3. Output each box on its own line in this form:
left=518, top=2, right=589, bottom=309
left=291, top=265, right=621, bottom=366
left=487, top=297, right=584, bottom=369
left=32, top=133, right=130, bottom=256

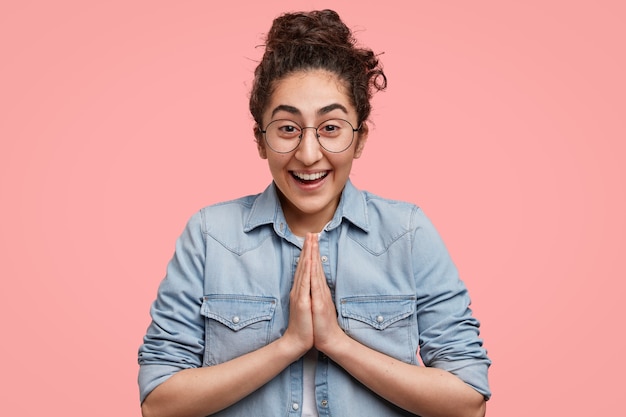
left=320, top=399, right=328, bottom=407
left=321, top=255, right=328, bottom=263
left=292, top=403, right=299, bottom=410
left=232, top=316, right=240, bottom=324
left=376, top=315, right=384, bottom=323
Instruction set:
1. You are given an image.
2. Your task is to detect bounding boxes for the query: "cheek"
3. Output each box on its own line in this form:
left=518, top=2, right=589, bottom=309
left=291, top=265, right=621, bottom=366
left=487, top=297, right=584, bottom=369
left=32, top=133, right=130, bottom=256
left=266, top=155, right=289, bottom=173
left=332, top=155, right=355, bottom=172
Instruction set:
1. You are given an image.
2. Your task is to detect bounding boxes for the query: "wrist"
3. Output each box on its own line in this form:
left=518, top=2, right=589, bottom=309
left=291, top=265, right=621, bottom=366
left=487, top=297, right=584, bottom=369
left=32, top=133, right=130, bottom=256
left=316, top=330, right=352, bottom=359
left=275, top=333, right=311, bottom=362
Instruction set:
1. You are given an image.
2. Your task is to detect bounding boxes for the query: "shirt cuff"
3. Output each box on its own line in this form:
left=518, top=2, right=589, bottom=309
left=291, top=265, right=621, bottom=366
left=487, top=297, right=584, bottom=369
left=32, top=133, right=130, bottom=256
left=429, top=358, right=492, bottom=400
left=138, top=363, right=190, bottom=403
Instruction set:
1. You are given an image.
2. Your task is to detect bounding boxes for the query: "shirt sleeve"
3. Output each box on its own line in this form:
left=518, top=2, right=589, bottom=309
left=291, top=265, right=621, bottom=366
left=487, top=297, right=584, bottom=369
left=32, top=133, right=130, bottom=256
left=410, top=207, right=492, bottom=400
left=137, top=210, right=207, bottom=403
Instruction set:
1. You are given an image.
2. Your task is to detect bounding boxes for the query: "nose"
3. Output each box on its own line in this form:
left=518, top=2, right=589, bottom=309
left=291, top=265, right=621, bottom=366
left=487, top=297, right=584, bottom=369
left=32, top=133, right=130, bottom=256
left=294, top=127, right=323, bottom=166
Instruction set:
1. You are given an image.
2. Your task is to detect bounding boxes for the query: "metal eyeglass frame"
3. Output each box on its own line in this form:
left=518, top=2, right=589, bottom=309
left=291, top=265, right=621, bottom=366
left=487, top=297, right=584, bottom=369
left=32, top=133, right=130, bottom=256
left=260, top=118, right=361, bottom=153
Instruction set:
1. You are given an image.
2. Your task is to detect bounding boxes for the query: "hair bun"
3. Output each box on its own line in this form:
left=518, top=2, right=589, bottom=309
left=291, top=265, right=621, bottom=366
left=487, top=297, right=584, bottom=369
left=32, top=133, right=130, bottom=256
left=266, top=9, right=352, bottom=51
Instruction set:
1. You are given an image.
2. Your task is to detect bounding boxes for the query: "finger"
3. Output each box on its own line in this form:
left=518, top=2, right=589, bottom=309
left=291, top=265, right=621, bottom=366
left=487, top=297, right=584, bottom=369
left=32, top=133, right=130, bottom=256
left=293, top=233, right=312, bottom=294
left=310, top=235, right=330, bottom=298
left=310, top=234, right=320, bottom=282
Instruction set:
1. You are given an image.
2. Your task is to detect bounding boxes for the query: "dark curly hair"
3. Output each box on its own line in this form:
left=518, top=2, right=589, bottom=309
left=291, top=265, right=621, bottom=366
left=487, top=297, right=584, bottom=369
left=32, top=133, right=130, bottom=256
left=250, top=9, right=387, bottom=138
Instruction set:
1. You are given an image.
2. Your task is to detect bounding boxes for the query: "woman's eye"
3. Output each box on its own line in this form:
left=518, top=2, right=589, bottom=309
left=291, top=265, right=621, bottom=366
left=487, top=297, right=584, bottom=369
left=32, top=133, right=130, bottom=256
left=320, top=123, right=341, bottom=136
left=274, top=122, right=300, bottom=137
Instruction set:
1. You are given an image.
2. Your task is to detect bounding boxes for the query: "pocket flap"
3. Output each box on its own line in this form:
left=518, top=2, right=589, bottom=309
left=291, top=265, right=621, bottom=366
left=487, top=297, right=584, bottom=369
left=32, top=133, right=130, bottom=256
left=201, top=295, right=277, bottom=331
left=340, top=295, right=416, bottom=330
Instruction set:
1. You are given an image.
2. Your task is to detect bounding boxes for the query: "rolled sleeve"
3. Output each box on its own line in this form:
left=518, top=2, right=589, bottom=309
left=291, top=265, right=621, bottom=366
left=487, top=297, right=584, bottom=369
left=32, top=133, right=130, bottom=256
left=411, top=208, right=492, bottom=399
left=137, top=211, right=207, bottom=403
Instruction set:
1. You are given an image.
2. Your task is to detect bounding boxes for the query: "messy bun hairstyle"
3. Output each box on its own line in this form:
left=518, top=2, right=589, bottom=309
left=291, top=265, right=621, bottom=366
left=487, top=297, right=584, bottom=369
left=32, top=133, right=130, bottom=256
left=250, top=9, right=386, bottom=135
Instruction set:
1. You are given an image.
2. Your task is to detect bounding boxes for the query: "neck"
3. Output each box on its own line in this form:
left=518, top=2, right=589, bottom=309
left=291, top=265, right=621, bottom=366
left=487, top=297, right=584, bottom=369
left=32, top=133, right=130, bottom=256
left=285, top=213, right=329, bottom=237
left=277, top=194, right=337, bottom=237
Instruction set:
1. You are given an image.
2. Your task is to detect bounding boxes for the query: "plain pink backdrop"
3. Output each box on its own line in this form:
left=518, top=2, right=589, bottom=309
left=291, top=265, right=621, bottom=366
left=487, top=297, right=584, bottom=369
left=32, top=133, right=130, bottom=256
left=1, top=1, right=624, bottom=415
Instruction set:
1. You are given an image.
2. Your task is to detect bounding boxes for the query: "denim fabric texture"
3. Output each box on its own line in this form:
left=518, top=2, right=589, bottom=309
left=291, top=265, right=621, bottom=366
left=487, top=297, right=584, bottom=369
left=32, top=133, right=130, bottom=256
left=138, top=180, right=491, bottom=416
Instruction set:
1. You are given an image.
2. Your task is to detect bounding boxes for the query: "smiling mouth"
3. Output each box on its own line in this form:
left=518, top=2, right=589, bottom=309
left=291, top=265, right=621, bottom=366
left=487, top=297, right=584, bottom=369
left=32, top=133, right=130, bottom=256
left=291, top=171, right=329, bottom=183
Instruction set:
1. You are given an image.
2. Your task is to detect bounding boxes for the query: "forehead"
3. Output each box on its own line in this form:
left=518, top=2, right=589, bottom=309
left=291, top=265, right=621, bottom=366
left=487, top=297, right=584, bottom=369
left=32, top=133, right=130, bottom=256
left=266, top=70, right=354, bottom=117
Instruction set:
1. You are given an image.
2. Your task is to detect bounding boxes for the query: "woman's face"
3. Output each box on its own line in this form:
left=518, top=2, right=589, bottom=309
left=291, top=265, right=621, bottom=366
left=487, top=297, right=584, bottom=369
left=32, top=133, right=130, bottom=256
left=257, top=69, right=367, bottom=234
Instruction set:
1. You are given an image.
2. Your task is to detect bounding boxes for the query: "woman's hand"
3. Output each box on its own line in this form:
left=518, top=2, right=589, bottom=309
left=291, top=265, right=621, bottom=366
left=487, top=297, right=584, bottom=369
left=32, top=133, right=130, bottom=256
left=284, top=233, right=345, bottom=355
left=281, top=233, right=315, bottom=356
left=308, top=233, right=346, bottom=352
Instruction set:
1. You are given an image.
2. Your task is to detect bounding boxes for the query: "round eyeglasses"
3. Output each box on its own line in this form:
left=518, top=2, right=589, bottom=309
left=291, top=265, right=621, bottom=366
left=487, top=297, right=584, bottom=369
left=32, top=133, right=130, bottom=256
left=260, top=118, right=361, bottom=153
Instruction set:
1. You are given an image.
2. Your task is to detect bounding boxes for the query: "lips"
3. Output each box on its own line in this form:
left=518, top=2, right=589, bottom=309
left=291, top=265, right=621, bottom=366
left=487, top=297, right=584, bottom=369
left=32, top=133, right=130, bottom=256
left=291, top=171, right=329, bottom=183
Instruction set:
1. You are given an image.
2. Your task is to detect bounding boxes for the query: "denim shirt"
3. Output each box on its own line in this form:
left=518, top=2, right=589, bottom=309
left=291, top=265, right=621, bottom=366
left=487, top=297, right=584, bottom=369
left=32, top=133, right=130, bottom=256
left=138, top=180, right=491, bottom=416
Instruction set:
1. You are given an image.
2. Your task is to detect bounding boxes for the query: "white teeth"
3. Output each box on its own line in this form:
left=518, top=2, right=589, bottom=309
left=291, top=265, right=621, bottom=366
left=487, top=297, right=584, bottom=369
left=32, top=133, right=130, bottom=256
left=293, top=171, right=328, bottom=181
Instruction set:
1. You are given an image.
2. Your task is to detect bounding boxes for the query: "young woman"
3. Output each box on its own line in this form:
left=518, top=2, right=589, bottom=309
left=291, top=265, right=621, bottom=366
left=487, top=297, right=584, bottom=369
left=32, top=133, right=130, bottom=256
left=138, top=9, right=491, bottom=417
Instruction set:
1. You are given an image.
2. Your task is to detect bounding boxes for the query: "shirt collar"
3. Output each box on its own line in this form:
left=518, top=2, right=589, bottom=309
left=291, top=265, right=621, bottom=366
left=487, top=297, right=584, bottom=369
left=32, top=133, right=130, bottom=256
left=328, top=179, right=369, bottom=232
left=243, top=179, right=370, bottom=234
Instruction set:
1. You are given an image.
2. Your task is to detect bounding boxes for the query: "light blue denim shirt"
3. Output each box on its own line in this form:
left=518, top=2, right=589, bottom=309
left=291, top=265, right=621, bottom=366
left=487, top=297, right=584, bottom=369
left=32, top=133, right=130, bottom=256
left=138, top=180, right=491, bottom=415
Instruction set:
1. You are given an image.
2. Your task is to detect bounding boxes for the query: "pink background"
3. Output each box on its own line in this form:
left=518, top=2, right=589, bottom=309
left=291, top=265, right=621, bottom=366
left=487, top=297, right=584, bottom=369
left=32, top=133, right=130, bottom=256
left=1, top=1, right=624, bottom=415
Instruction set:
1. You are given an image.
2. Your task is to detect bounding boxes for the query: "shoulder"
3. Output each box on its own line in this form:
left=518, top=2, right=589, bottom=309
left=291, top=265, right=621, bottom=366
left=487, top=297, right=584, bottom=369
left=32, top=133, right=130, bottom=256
left=189, top=192, right=274, bottom=254
left=347, top=188, right=429, bottom=254
left=360, top=189, right=427, bottom=230
left=193, top=193, right=263, bottom=238
left=197, top=194, right=259, bottom=229
left=362, top=189, right=417, bottom=212
left=358, top=192, right=452, bottom=264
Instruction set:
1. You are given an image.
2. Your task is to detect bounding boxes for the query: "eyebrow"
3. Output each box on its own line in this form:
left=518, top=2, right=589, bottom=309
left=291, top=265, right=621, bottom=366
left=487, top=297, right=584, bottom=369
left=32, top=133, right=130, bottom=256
left=271, top=105, right=301, bottom=118
left=270, top=103, right=349, bottom=118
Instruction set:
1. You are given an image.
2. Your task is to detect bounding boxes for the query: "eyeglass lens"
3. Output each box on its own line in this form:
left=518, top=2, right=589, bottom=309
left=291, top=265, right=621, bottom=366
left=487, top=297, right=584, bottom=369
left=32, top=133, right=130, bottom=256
left=263, top=119, right=356, bottom=153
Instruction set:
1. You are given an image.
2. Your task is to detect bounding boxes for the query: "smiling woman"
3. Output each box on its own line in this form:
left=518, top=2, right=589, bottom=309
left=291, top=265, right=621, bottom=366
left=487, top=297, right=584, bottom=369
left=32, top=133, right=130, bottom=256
left=138, top=9, right=491, bottom=417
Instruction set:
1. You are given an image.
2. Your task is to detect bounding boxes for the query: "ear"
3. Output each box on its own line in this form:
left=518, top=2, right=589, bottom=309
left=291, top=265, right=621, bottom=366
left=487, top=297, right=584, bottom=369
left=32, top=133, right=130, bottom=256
left=254, top=125, right=267, bottom=159
left=353, top=123, right=368, bottom=159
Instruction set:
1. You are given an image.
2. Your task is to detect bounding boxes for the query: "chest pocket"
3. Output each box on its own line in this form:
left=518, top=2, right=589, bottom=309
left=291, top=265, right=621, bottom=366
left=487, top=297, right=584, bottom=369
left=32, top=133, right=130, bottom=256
left=201, top=295, right=277, bottom=366
left=339, top=295, right=418, bottom=364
